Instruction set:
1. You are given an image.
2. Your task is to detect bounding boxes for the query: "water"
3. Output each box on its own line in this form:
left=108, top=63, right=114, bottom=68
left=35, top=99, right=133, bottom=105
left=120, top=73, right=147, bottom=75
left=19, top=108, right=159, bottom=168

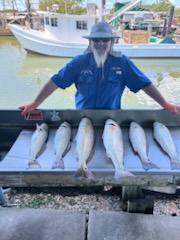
left=0, top=36, right=179, bottom=109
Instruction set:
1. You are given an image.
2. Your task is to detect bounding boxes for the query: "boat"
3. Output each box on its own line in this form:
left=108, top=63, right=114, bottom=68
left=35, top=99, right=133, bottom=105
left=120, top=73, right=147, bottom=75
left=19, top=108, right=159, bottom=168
left=9, top=1, right=180, bottom=58
left=0, top=109, right=180, bottom=187
left=0, top=109, right=180, bottom=209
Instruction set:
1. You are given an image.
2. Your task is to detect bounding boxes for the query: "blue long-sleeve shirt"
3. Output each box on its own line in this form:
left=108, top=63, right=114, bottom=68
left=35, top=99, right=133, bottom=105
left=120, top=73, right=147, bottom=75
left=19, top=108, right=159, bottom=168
left=51, top=52, right=151, bottom=109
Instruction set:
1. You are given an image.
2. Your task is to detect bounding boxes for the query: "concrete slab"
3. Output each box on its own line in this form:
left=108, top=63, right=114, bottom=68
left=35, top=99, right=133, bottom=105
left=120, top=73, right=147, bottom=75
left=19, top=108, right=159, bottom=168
left=0, top=208, right=86, bottom=240
left=88, top=210, right=180, bottom=240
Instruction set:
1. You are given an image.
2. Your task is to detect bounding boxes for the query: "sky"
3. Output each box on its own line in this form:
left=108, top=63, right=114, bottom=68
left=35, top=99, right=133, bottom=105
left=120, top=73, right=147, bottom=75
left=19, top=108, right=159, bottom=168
left=1, top=0, right=180, bottom=11
left=89, top=0, right=180, bottom=8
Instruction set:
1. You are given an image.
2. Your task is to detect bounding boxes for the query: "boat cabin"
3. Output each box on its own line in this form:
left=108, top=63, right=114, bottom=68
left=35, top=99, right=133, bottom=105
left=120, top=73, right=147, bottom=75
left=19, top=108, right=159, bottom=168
left=39, top=11, right=97, bottom=43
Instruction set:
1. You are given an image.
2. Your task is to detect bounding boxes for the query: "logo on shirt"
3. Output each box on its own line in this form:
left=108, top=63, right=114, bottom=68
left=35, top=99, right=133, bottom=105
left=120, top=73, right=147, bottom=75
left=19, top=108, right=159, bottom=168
left=116, top=70, right=122, bottom=75
left=111, top=67, right=122, bottom=75
left=80, top=70, right=93, bottom=75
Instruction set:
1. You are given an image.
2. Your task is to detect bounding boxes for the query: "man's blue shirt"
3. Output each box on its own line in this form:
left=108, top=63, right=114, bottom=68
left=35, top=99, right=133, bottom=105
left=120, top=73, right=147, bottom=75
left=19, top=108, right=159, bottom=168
left=51, top=53, right=151, bottom=109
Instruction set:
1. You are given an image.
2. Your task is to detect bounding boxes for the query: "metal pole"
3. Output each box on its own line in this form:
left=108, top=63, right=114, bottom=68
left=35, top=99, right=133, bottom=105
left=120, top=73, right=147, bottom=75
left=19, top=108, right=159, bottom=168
left=0, top=187, right=6, bottom=206
left=99, top=0, right=105, bottom=22
left=25, top=0, right=32, bottom=28
left=166, top=5, right=175, bottom=37
left=2, top=0, right=7, bottom=29
left=11, top=0, right=15, bottom=17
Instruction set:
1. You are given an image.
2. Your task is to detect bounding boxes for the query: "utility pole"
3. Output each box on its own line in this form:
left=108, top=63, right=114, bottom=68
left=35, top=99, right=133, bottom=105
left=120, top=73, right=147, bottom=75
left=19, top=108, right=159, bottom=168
left=2, top=0, right=7, bottom=28
left=99, top=0, right=106, bottom=21
left=11, top=0, right=15, bottom=17
left=166, top=5, right=175, bottom=37
left=25, top=0, right=32, bottom=28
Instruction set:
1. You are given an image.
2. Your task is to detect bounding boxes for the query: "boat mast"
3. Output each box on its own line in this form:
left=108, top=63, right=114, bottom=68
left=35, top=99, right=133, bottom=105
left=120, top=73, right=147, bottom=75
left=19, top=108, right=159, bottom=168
left=25, top=0, right=32, bottom=28
left=99, top=0, right=105, bottom=21
left=11, top=0, right=16, bottom=17
left=2, top=0, right=7, bottom=29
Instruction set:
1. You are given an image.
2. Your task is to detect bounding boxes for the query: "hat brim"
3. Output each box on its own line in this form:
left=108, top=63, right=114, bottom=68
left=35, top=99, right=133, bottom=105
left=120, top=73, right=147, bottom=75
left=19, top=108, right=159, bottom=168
left=83, top=33, right=119, bottom=39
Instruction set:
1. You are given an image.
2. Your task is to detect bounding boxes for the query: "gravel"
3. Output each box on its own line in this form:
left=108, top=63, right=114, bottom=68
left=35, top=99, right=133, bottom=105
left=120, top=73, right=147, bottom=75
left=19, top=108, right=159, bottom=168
left=3, top=187, right=180, bottom=215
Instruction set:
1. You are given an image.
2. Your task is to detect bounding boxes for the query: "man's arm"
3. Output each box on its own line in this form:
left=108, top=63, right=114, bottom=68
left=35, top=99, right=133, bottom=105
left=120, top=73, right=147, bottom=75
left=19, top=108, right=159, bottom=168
left=20, top=79, right=58, bottom=116
left=142, top=84, right=180, bottom=115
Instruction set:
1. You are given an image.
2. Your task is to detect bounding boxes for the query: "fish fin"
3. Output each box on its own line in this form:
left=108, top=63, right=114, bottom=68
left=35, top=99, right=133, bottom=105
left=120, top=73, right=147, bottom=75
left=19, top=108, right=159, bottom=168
left=37, top=144, right=47, bottom=157
left=171, top=161, right=180, bottom=170
left=141, top=161, right=159, bottom=171
left=75, top=167, right=87, bottom=178
left=114, top=169, right=135, bottom=179
left=27, top=160, right=41, bottom=169
left=129, top=138, right=138, bottom=153
left=75, top=167, right=94, bottom=180
left=105, top=151, right=112, bottom=163
left=62, top=143, right=71, bottom=158
left=52, top=159, right=64, bottom=169
left=73, top=132, right=78, bottom=143
left=87, top=147, right=95, bottom=163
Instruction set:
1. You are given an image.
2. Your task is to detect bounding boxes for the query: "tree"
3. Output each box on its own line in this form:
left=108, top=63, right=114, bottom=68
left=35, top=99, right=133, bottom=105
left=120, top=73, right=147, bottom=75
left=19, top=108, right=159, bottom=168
left=145, top=0, right=171, bottom=12
left=175, top=8, right=180, bottom=16
left=39, top=0, right=86, bottom=14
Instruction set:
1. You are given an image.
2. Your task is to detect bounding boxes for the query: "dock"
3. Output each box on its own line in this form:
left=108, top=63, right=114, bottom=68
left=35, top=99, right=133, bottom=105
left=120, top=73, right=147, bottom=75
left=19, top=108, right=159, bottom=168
left=0, top=208, right=180, bottom=240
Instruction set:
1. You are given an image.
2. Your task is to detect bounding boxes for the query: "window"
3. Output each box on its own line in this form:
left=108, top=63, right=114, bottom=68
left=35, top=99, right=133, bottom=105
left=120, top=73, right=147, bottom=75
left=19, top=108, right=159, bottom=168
left=45, top=17, right=49, bottom=25
left=51, top=18, right=58, bottom=27
left=76, top=21, right=87, bottom=30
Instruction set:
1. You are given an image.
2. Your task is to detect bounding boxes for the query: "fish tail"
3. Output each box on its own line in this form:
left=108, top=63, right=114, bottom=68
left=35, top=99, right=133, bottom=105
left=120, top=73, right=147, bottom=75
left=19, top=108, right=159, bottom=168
left=142, top=161, right=159, bottom=171
left=27, top=159, right=41, bottom=169
left=114, top=169, right=135, bottom=179
left=52, top=158, right=64, bottom=169
left=75, top=166, right=94, bottom=180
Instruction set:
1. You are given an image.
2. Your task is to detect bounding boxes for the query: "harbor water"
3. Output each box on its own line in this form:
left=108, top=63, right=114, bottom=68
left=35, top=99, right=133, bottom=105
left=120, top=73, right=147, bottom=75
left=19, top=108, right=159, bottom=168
left=0, top=36, right=179, bottom=110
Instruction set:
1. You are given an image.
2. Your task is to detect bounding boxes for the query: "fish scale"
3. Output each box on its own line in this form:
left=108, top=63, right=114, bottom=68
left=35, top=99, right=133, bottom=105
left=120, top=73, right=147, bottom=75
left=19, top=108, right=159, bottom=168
left=29, top=123, right=48, bottom=169
left=129, top=121, right=159, bottom=171
left=52, top=121, right=71, bottom=169
left=75, top=117, right=94, bottom=179
left=153, top=121, right=180, bottom=169
left=102, top=119, right=134, bottom=179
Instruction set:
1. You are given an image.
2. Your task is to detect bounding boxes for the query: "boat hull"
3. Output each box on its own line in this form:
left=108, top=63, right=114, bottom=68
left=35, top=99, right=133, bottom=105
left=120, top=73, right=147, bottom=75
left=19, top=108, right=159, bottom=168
left=9, top=24, right=180, bottom=58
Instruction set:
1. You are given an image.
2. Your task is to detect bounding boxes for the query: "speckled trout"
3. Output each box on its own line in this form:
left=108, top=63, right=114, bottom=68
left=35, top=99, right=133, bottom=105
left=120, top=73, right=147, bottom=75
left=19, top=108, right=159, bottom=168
left=29, top=123, right=48, bottom=168
left=75, top=118, right=94, bottom=179
left=52, top=122, right=71, bottom=169
left=153, top=122, right=180, bottom=169
left=129, top=122, right=159, bottom=171
left=102, top=119, right=134, bottom=179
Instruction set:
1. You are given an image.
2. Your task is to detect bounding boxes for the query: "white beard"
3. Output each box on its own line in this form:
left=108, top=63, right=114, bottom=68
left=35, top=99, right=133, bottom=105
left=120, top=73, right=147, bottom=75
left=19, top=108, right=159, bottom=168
left=92, top=47, right=109, bottom=68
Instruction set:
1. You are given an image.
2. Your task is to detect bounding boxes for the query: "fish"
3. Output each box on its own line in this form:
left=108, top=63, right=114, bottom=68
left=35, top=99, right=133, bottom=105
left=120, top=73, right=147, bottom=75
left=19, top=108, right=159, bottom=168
left=75, top=117, right=94, bottom=179
left=153, top=121, right=180, bottom=169
left=129, top=121, right=159, bottom=171
left=29, top=123, right=48, bottom=169
left=102, top=119, right=134, bottom=179
left=52, top=121, right=71, bottom=169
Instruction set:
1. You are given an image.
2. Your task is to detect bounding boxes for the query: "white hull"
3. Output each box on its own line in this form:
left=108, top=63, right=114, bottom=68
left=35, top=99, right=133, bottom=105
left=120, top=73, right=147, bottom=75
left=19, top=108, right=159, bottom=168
left=10, top=24, right=180, bottom=58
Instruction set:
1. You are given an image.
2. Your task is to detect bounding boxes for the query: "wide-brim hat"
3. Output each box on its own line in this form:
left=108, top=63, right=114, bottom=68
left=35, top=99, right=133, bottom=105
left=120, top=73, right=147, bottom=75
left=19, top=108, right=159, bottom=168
left=83, top=21, right=119, bottom=39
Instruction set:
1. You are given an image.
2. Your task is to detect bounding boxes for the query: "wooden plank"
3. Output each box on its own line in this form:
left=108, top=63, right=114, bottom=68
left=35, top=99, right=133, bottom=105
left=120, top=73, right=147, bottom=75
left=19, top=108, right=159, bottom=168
left=0, top=172, right=177, bottom=187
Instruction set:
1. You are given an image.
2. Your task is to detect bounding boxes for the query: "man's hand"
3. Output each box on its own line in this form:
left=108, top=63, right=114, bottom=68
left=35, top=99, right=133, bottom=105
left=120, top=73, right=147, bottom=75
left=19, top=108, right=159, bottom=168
left=19, top=102, right=38, bottom=116
left=162, top=102, right=180, bottom=115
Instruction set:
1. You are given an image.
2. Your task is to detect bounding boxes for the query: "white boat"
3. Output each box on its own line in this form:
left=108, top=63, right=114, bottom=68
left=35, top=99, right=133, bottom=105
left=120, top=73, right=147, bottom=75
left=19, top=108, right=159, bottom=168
left=9, top=3, right=180, bottom=58
left=9, top=12, right=97, bottom=57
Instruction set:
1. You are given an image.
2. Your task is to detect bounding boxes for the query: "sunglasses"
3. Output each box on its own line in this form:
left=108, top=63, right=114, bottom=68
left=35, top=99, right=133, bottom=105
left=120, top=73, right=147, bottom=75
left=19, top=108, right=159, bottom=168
left=91, top=38, right=112, bottom=42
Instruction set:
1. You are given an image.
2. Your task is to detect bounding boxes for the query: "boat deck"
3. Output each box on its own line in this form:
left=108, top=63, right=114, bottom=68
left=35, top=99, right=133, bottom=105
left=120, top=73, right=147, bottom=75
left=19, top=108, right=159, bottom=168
left=0, top=109, right=179, bottom=187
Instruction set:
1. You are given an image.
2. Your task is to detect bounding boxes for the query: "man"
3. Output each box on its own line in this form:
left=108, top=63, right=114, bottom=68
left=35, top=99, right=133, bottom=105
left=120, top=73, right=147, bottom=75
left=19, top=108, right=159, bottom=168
left=20, top=21, right=180, bottom=115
